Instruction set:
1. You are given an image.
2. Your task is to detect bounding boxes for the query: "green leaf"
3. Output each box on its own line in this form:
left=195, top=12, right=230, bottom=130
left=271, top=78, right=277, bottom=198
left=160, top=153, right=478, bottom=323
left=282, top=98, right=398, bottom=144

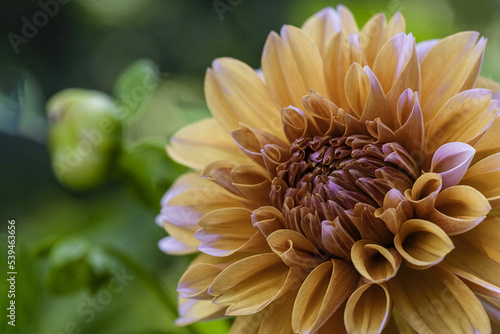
left=114, top=58, right=159, bottom=119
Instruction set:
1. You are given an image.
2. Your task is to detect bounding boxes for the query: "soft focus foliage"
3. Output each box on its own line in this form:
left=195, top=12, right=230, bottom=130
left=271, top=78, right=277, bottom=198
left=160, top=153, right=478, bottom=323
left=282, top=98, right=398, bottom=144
left=0, top=0, right=499, bottom=333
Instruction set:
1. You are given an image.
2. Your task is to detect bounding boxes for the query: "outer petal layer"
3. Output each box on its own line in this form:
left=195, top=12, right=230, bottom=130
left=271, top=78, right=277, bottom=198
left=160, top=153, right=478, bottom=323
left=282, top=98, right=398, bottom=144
left=388, top=265, right=490, bottom=333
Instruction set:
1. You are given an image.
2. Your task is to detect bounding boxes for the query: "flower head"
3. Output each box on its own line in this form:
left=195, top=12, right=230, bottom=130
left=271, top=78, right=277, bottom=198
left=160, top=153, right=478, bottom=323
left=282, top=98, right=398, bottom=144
left=157, top=5, right=500, bottom=333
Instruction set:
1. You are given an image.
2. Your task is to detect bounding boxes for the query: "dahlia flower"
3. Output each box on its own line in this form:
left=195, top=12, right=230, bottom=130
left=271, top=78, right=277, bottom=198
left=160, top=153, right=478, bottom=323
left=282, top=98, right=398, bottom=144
left=157, top=5, right=500, bottom=333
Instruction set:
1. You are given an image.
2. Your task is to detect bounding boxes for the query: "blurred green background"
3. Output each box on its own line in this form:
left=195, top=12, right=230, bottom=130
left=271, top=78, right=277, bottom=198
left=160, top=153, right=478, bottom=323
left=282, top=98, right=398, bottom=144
left=0, top=0, right=499, bottom=333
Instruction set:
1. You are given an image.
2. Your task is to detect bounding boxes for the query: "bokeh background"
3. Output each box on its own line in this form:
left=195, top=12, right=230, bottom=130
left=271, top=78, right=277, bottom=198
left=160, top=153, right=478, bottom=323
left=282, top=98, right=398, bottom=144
left=1, top=0, right=499, bottom=333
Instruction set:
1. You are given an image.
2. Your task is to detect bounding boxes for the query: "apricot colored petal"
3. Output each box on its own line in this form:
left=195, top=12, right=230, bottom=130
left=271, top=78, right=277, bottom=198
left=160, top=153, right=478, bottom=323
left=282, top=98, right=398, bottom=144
left=196, top=207, right=268, bottom=257
left=394, top=219, right=454, bottom=269
left=267, top=229, right=324, bottom=268
left=472, top=117, right=500, bottom=163
left=351, top=240, right=401, bottom=283
left=301, top=6, right=358, bottom=56
left=388, top=265, right=490, bottom=333
left=292, top=259, right=359, bottom=333
left=344, top=62, right=369, bottom=118
left=344, top=283, right=392, bottom=334
left=476, top=76, right=500, bottom=100
left=429, top=185, right=491, bottom=235
left=167, top=118, right=251, bottom=170
left=443, top=216, right=500, bottom=298
left=393, top=90, right=424, bottom=157
left=360, top=66, right=391, bottom=127
left=262, top=26, right=326, bottom=109
left=205, top=58, right=282, bottom=135
left=425, top=89, right=498, bottom=155
left=420, top=32, right=486, bottom=122
left=324, top=32, right=365, bottom=112
left=208, top=253, right=289, bottom=316
left=373, top=33, right=418, bottom=95
left=462, top=153, right=500, bottom=207
left=175, top=298, right=226, bottom=326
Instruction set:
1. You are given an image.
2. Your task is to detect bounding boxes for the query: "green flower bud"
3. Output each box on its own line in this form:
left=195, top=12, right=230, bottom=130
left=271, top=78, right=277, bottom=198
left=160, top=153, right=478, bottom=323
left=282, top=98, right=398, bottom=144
left=47, top=89, right=122, bottom=190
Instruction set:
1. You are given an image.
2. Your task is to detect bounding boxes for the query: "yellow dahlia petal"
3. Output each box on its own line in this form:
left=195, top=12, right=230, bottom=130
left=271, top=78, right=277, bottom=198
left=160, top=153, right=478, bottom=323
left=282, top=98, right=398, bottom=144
left=383, top=308, right=417, bottom=334
left=480, top=296, right=500, bottom=333
left=472, top=117, right=500, bottom=163
left=344, top=283, right=392, bottom=334
left=302, top=90, right=343, bottom=136
left=373, top=33, right=419, bottom=96
left=229, top=314, right=261, bottom=334
left=344, top=62, right=370, bottom=118
left=324, top=32, right=365, bottom=112
left=177, top=254, right=235, bottom=300
left=209, top=253, right=289, bottom=315
left=251, top=205, right=287, bottom=238
left=420, top=31, right=486, bottom=122
left=394, top=219, right=454, bottom=269
left=393, top=89, right=424, bottom=155
left=175, top=298, right=226, bottom=326
left=428, top=185, right=491, bottom=235
left=281, top=105, right=321, bottom=143
left=230, top=164, right=273, bottom=206
left=292, top=259, right=358, bottom=333
left=262, top=25, right=326, bottom=109
left=204, top=58, right=283, bottom=136
left=196, top=207, right=269, bottom=257
left=388, top=266, right=490, bottom=334
left=476, top=76, right=500, bottom=100
left=157, top=172, right=245, bottom=254
left=201, top=160, right=249, bottom=199
left=267, top=229, right=323, bottom=268
left=443, top=217, right=500, bottom=298
left=258, top=293, right=296, bottom=334
left=316, top=302, right=347, bottom=334
left=167, top=118, right=250, bottom=170
left=360, top=14, right=389, bottom=67
left=232, top=124, right=290, bottom=168
left=426, top=89, right=498, bottom=156
left=430, top=142, right=475, bottom=189
left=405, top=172, right=442, bottom=217
left=160, top=6, right=500, bottom=332
left=375, top=188, right=413, bottom=235
left=301, top=5, right=359, bottom=56
left=351, top=239, right=401, bottom=283
left=462, top=153, right=500, bottom=207
left=359, top=67, right=391, bottom=127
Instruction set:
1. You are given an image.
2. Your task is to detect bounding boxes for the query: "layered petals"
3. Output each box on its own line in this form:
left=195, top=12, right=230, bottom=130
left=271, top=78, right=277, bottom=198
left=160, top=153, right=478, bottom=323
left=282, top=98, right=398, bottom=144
left=425, top=89, right=498, bottom=155
left=167, top=118, right=251, bottom=170
left=208, top=253, right=290, bottom=315
left=394, top=219, right=454, bottom=269
left=388, top=266, right=490, bottom=333
left=292, top=259, right=359, bottom=333
left=461, top=153, right=500, bottom=207
left=344, top=283, right=392, bottom=334
left=205, top=58, right=283, bottom=136
left=262, top=25, right=326, bottom=109
left=157, top=172, right=245, bottom=254
left=420, top=32, right=486, bottom=122
left=443, top=217, right=500, bottom=298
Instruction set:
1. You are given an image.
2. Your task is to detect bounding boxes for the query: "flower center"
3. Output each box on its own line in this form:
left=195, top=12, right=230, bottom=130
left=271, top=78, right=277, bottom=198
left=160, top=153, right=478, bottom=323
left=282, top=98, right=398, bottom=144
left=270, top=134, right=420, bottom=257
